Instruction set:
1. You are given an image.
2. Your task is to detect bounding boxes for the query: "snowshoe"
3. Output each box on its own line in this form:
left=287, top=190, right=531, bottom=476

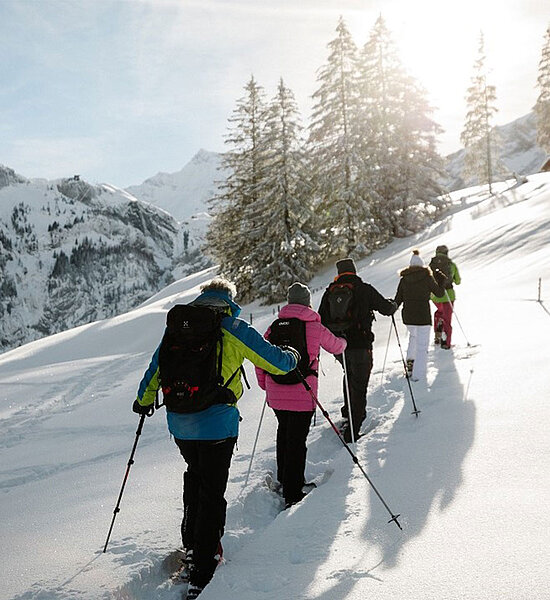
left=168, top=548, right=193, bottom=585
left=264, top=471, right=283, bottom=495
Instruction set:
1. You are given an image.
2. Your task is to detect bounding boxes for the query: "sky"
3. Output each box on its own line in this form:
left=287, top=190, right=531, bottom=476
left=1, top=172, right=549, bottom=599
left=0, top=0, right=548, bottom=188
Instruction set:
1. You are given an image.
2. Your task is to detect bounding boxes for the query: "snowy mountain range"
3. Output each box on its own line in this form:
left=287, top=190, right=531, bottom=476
left=0, top=168, right=211, bottom=352
left=442, top=112, right=546, bottom=190
left=126, top=149, right=227, bottom=222
left=0, top=113, right=545, bottom=354
left=1, top=173, right=549, bottom=600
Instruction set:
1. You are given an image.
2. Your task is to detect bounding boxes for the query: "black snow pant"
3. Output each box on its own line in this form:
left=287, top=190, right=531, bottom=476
left=336, top=347, right=373, bottom=439
left=174, top=436, right=237, bottom=588
left=273, top=409, right=314, bottom=505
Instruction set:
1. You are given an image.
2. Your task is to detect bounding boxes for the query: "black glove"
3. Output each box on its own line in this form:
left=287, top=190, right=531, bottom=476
left=433, top=269, right=447, bottom=285
left=132, top=399, right=154, bottom=417
left=281, top=345, right=301, bottom=365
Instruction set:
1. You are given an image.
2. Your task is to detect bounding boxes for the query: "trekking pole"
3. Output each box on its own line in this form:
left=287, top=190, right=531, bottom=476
left=239, top=398, right=268, bottom=495
left=341, top=349, right=356, bottom=443
left=379, top=319, right=393, bottom=387
left=444, top=290, right=471, bottom=347
left=391, top=315, right=421, bottom=417
left=103, top=413, right=148, bottom=553
left=296, top=371, right=402, bottom=530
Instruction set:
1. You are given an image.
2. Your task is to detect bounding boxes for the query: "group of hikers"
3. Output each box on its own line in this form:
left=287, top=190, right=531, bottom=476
left=132, top=245, right=461, bottom=598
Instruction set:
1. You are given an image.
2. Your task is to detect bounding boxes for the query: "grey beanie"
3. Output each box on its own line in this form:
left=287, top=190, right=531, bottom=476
left=336, top=258, right=357, bottom=274
left=288, top=282, right=311, bottom=306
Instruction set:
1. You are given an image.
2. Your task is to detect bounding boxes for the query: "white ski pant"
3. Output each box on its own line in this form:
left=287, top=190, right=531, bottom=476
left=406, top=324, right=431, bottom=380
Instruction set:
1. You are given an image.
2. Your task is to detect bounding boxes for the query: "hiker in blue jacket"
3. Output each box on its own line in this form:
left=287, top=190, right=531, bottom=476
left=134, top=277, right=298, bottom=598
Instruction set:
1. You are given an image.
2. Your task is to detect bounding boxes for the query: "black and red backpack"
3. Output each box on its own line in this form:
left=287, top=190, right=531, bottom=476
left=158, top=304, right=239, bottom=413
left=323, top=281, right=357, bottom=334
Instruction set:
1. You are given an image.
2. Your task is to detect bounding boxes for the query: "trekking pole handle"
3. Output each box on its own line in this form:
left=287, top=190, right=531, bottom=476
left=154, top=389, right=164, bottom=410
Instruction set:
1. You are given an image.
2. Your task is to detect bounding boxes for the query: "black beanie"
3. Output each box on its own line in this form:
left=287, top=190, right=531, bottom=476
left=336, top=258, right=357, bottom=274
left=436, top=245, right=449, bottom=255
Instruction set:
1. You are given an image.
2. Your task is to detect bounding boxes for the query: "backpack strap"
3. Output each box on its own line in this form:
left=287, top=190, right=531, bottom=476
left=240, top=365, right=251, bottom=389
left=223, top=365, right=241, bottom=388
left=216, top=333, right=224, bottom=385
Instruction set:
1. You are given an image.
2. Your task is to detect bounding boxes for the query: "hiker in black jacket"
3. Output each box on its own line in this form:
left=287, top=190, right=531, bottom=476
left=394, top=250, right=446, bottom=381
left=318, top=258, right=397, bottom=442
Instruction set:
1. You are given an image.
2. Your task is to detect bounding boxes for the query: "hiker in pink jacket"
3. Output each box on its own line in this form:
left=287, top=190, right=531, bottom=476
left=256, top=282, right=347, bottom=508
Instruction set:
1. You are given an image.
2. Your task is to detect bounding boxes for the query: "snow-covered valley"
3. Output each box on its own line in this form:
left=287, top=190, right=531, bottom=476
left=1, top=174, right=549, bottom=600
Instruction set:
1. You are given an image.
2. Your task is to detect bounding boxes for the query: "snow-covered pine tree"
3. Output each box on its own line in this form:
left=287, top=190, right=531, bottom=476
left=460, top=32, right=507, bottom=193
left=206, top=76, right=269, bottom=299
left=309, top=17, right=377, bottom=259
left=245, top=78, right=319, bottom=303
left=357, top=15, right=446, bottom=238
left=535, top=24, right=550, bottom=154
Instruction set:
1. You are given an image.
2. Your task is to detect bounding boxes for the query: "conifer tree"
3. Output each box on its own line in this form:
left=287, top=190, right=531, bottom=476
left=309, top=17, right=377, bottom=258
left=460, top=32, right=507, bottom=193
left=206, top=76, right=268, bottom=298
left=246, top=79, right=319, bottom=303
left=357, top=15, right=445, bottom=237
left=535, top=24, right=550, bottom=154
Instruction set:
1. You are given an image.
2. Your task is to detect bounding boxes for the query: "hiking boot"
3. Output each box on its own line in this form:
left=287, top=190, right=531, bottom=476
left=406, top=359, right=414, bottom=374
left=284, top=490, right=306, bottom=509
left=342, top=426, right=359, bottom=443
left=440, top=343, right=451, bottom=349
left=434, top=331, right=441, bottom=344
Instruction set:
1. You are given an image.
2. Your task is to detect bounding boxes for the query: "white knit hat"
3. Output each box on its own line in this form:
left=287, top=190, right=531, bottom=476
left=410, top=250, right=424, bottom=267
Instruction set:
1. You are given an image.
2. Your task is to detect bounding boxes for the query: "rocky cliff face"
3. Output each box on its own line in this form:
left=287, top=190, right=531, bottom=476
left=0, top=172, right=209, bottom=353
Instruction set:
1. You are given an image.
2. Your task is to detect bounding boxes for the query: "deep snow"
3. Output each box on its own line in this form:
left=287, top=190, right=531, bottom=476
left=1, top=174, right=549, bottom=600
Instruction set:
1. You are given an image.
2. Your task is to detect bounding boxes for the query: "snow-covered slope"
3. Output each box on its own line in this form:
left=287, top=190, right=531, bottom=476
left=126, top=149, right=227, bottom=222
left=1, top=174, right=549, bottom=600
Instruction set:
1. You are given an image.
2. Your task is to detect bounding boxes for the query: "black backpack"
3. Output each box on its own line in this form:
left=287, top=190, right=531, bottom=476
left=267, top=317, right=317, bottom=385
left=429, top=255, right=452, bottom=288
left=323, top=281, right=356, bottom=333
left=158, top=304, right=239, bottom=413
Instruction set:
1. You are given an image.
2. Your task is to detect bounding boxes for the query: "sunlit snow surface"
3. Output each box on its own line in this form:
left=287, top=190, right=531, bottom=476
left=1, top=175, right=549, bottom=600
